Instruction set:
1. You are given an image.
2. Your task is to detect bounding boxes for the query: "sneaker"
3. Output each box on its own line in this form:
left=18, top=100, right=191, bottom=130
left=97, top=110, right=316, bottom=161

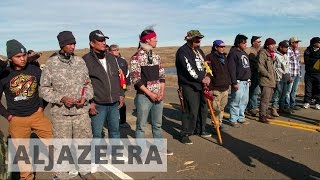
left=119, top=122, right=130, bottom=128
left=181, top=136, right=193, bottom=145
left=303, top=103, right=310, bottom=109
left=291, top=105, right=301, bottom=110
left=316, top=104, right=320, bottom=110
left=271, top=108, right=280, bottom=117
left=279, top=108, right=291, bottom=114
left=68, top=170, right=79, bottom=177
left=229, top=122, right=240, bottom=128
left=200, top=132, right=211, bottom=138
left=238, top=120, right=250, bottom=125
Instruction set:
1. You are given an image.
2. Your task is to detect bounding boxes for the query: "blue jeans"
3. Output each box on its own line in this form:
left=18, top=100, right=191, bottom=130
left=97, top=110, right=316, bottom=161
left=91, top=102, right=120, bottom=138
left=229, top=81, right=250, bottom=122
left=247, top=76, right=260, bottom=110
left=288, top=76, right=300, bottom=107
left=272, top=80, right=291, bottom=109
left=135, top=94, right=163, bottom=139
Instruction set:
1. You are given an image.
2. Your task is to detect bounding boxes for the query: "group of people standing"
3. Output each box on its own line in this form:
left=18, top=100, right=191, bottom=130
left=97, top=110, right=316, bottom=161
left=0, top=27, right=319, bottom=179
left=0, top=28, right=171, bottom=180
left=175, top=30, right=320, bottom=144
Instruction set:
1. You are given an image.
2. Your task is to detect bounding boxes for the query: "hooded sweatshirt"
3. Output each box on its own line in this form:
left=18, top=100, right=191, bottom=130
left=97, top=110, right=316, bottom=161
left=227, top=46, right=251, bottom=85
left=304, top=46, right=320, bottom=74
left=175, top=43, right=206, bottom=91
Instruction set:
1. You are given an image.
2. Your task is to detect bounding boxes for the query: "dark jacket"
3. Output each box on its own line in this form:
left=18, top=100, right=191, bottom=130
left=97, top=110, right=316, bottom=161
left=304, top=46, right=320, bottom=74
left=206, top=52, right=231, bottom=91
left=227, top=46, right=251, bottom=85
left=83, top=50, right=124, bottom=104
left=175, top=43, right=206, bottom=91
left=115, top=56, right=131, bottom=85
left=258, top=49, right=276, bottom=88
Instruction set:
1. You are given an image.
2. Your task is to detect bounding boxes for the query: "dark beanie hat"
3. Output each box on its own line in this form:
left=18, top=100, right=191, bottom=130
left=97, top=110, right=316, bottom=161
left=6, top=39, right=27, bottom=59
left=264, top=38, right=276, bottom=47
left=310, top=37, right=320, bottom=46
left=57, top=31, right=76, bottom=48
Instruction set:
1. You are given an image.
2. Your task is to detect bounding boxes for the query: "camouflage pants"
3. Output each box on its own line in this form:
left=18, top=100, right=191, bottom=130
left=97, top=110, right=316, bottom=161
left=51, top=113, right=92, bottom=138
left=211, top=90, right=229, bottom=125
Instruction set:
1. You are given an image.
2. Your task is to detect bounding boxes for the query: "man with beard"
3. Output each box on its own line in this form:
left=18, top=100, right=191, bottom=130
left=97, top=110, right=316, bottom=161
left=175, top=30, right=211, bottom=144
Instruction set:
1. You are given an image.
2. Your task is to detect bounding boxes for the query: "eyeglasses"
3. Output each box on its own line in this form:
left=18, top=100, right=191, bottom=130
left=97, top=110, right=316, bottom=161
left=95, top=39, right=105, bottom=42
left=217, top=46, right=225, bottom=48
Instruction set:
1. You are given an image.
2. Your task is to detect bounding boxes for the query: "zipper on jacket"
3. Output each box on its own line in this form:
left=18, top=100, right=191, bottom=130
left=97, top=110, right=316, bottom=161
left=106, top=61, right=113, bottom=102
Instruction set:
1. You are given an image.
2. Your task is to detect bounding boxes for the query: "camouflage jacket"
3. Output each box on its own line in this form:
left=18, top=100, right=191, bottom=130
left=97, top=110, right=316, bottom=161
left=40, top=53, right=93, bottom=115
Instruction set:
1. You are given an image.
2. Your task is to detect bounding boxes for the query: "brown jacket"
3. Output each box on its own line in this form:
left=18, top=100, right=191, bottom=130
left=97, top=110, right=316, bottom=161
left=258, top=49, right=276, bottom=88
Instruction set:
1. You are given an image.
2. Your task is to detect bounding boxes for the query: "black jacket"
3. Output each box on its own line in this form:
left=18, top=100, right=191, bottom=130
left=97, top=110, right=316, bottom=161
left=115, top=56, right=131, bottom=85
left=304, top=46, right=320, bottom=74
left=83, top=50, right=124, bottom=104
left=227, top=46, right=251, bottom=84
left=206, top=52, right=231, bottom=91
left=175, top=43, right=206, bottom=91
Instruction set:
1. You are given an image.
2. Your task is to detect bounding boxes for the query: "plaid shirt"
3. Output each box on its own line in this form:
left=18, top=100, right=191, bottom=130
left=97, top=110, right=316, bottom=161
left=288, top=47, right=301, bottom=77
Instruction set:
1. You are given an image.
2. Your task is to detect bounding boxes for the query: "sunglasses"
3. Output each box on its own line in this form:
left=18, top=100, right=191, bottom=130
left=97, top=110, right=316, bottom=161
left=217, top=46, right=225, bottom=48
left=95, top=39, right=105, bottom=42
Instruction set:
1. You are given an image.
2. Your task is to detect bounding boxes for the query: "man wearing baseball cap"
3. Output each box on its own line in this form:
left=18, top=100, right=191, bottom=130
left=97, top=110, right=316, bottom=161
left=287, top=36, right=302, bottom=111
left=245, top=35, right=262, bottom=117
left=83, top=30, right=124, bottom=140
left=176, top=30, right=211, bottom=144
left=271, top=40, right=292, bottom=115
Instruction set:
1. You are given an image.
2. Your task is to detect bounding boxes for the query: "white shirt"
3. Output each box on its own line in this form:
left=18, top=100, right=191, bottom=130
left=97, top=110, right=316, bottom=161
left=99, top=58, right=107, bottom=72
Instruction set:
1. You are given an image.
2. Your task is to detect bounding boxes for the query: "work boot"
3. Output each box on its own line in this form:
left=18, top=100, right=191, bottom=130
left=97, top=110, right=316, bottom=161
left=266, top=114, right=275, bottom=119
left=271, top=108, right=279, bottom=117
left=247, top=109, right=259, bottom=116
left=259, top=115, right=269, bottom=123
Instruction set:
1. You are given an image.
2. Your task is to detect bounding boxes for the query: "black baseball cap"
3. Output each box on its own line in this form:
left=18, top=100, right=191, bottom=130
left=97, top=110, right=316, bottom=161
left=278, top=40, right=290, bottom=48
left=251, top=36, right=261, bottom=44
left=89, top=30, right=109, bottom=41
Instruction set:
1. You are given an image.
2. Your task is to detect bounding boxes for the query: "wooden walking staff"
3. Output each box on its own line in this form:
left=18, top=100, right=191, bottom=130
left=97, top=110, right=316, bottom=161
left=202, top=62, right=223, bottom=145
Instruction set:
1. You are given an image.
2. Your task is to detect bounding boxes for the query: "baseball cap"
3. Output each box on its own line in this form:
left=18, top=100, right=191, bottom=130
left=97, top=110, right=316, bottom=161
left=89, top=30, right=109, bottom=41
left=278, top=40, right=290, bottom=48
left=251, top=36, right=261, bottom=44
left=289, top=36, right=301, bottom=43
left=184, top=30, right=204, bottom=40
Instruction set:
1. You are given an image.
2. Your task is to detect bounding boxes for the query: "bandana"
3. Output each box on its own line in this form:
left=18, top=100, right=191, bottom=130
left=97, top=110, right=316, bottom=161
left=140, top=32, right=156, bottom=42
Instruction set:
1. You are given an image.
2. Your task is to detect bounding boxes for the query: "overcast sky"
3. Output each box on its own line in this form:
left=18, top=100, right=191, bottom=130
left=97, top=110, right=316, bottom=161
left=1, top=0, right=320, bottom=55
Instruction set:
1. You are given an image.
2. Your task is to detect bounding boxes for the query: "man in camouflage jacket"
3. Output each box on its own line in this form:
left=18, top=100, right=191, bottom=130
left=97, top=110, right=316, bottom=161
left=40, top=31, right=95, bottom=178
left=40, top=31, right=93, bottom=139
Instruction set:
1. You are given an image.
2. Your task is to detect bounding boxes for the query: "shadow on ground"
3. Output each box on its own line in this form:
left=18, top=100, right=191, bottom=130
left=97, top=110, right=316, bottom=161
left=221, top=132, right=320, bottom=179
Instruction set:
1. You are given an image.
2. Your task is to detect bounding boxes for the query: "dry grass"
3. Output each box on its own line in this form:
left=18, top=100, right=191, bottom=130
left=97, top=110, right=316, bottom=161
left=1, top=46, right=306, bottom=94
